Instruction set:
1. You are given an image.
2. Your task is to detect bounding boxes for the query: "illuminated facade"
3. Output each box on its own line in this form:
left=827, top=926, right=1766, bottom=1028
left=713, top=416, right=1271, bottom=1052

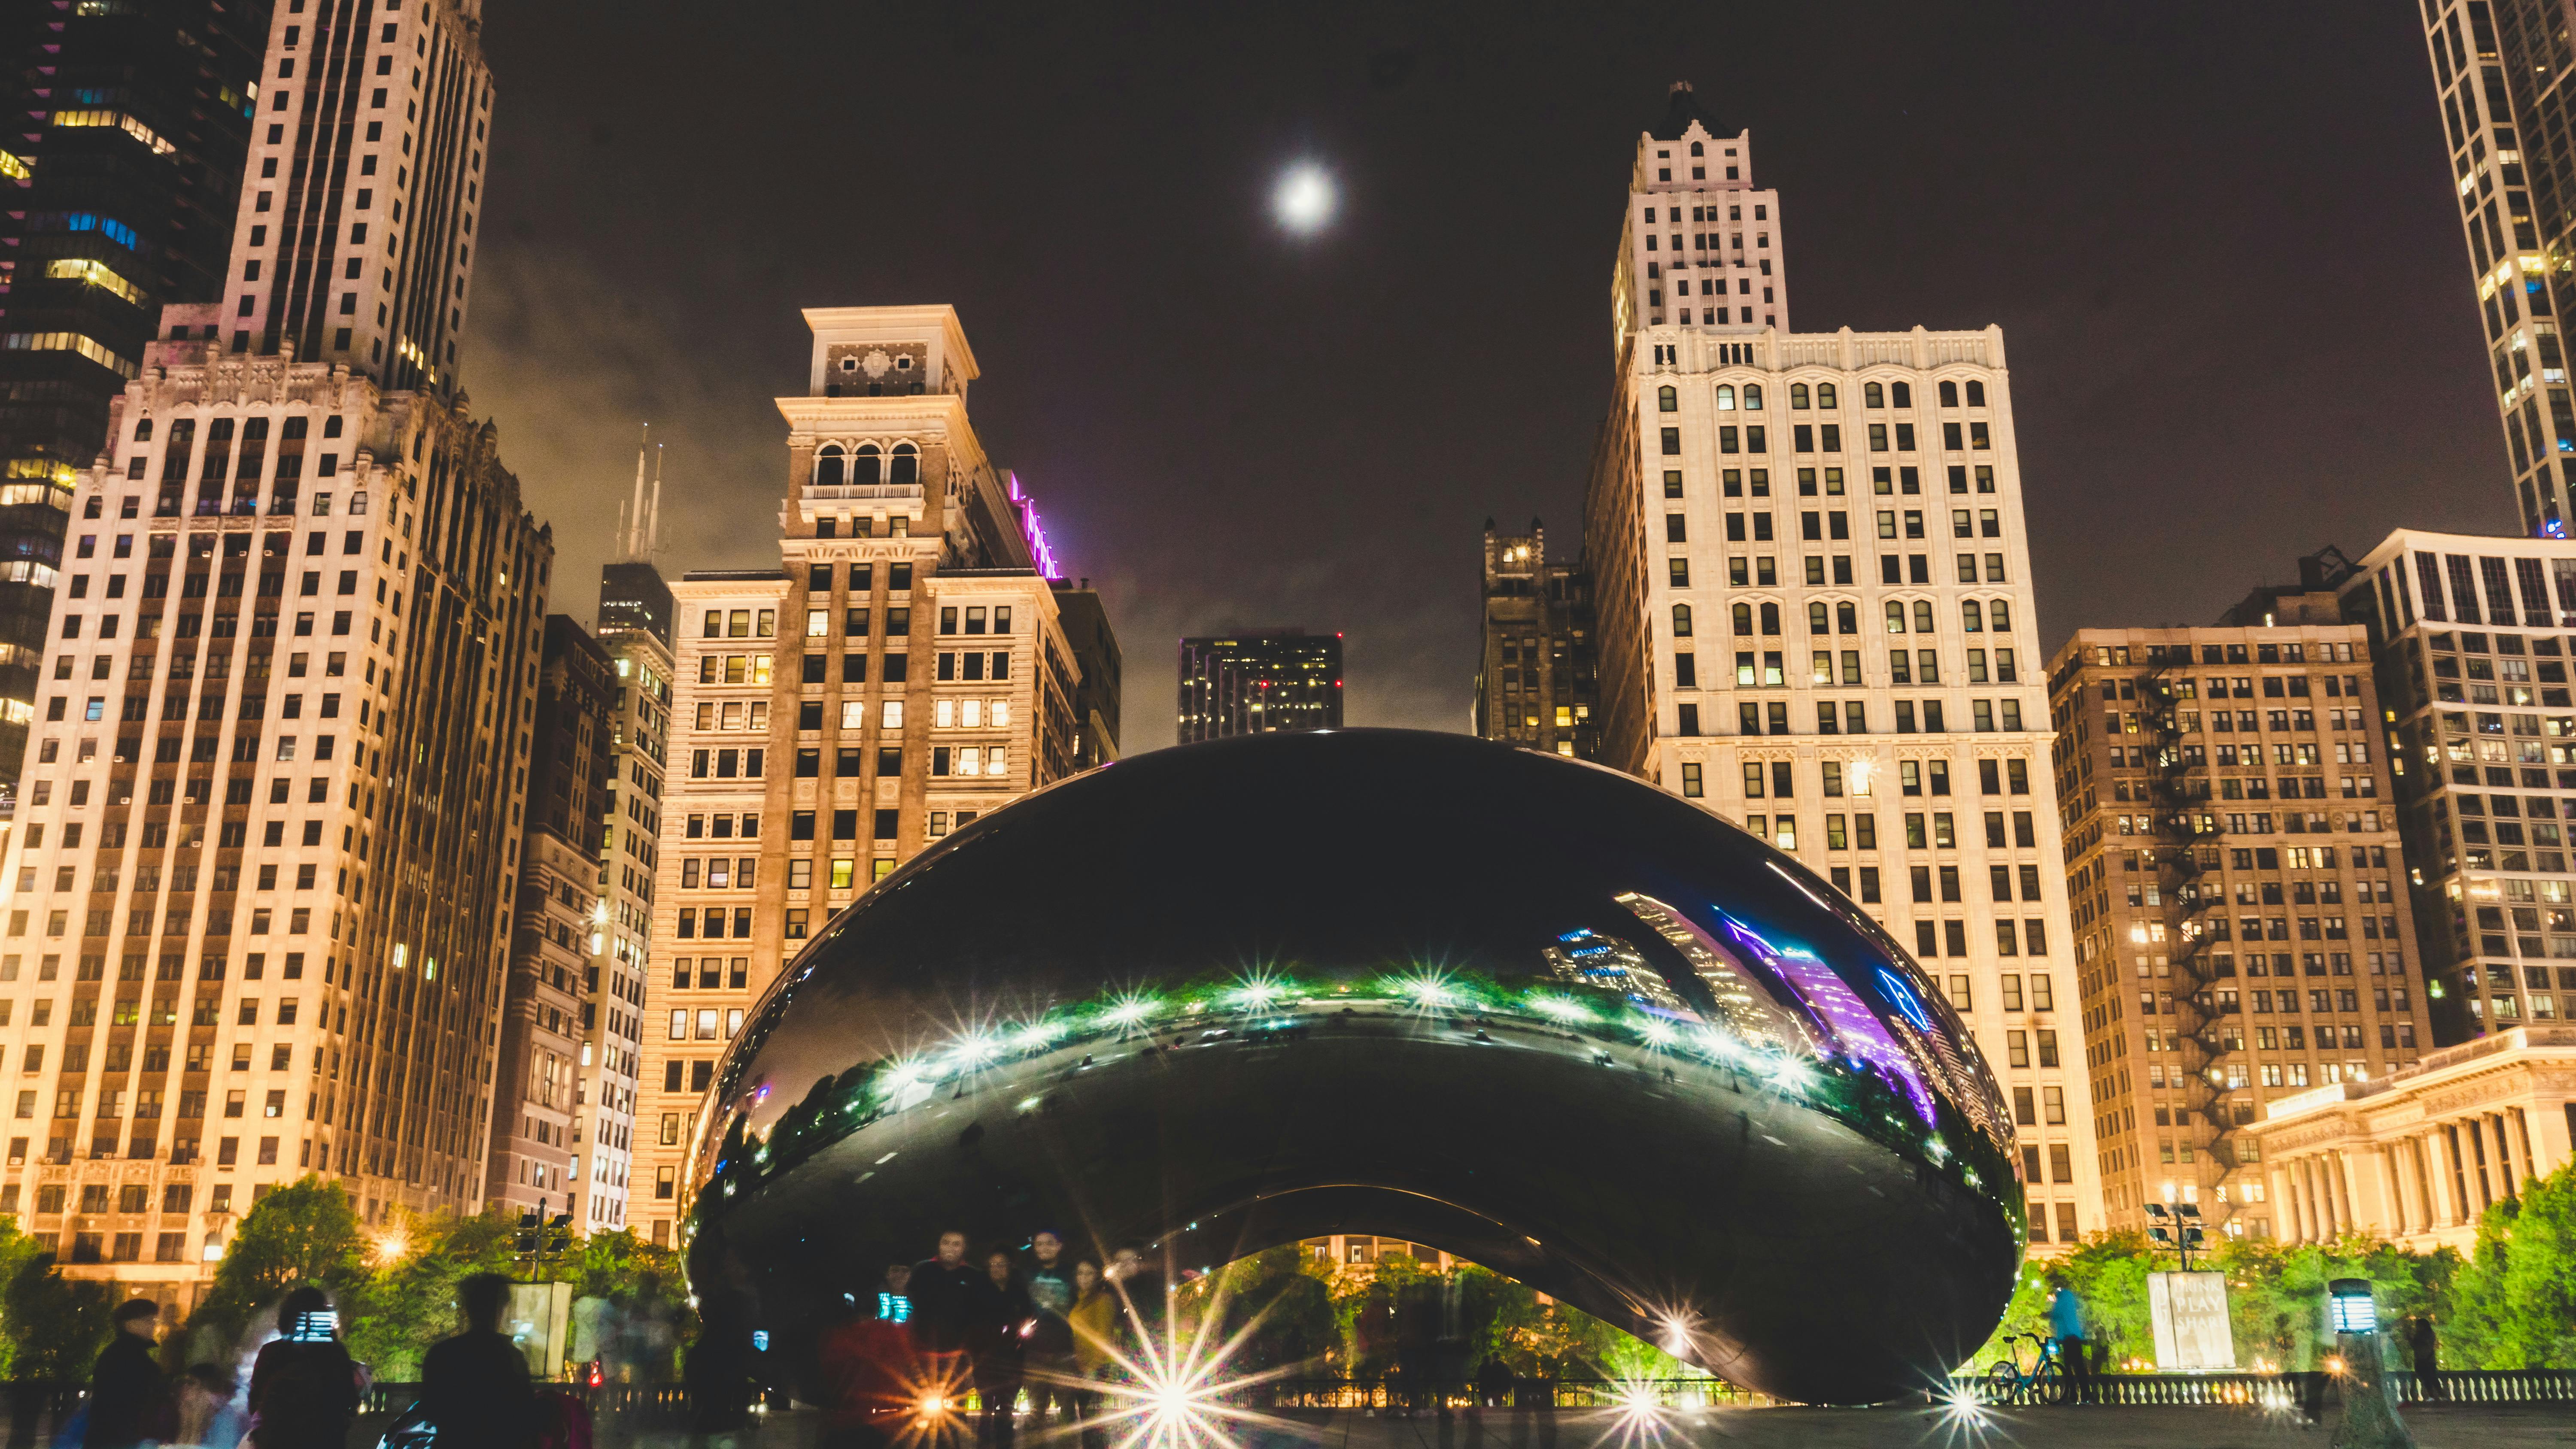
left=580, top=561, right=671, bottom=1231
left=1475, top=518, right=1598, bottom=758
left=1581, top=87, right=2098, bottom=1246
left=0, top=0, right=542, bottom=1302
left=2045, top=583, right=2431, bottom=1239
left=0, top=0, right=269, bottom=797
left=2245, top=1025, right=2576, bottom=1254
left=631, top=306, right=1100, bottom=1247
left=2414, top=0, right=2576, bottom=534
left=1176, top=632, right=1343, bottom=741
left=2335, top=528, right=2576, bottom=1044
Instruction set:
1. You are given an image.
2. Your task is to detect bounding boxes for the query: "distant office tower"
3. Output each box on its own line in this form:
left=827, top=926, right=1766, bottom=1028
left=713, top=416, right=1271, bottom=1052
left=2336, top=529, right=2576, bottom=1044
left=0, top=0, right=541, bottom=1297
left=1176, top=632, right=1343, bottom=741
left=1475, top=518, right=1598, bottom=759
left=1581, top=85, right=2099, bottom=1248
left=2416, top=3, right=2576, bottom=534
left=631, top=306, right=1111, bottom=1247
left=0, top=0, right=270, bottom=797
left=583, top=557, right=671, bottom=1231
left=1052, top=579, right=1121, bottom=769
left=2044, top=571, right=2430, bottom=1240
left=488, top=616, right=614, bottom=1218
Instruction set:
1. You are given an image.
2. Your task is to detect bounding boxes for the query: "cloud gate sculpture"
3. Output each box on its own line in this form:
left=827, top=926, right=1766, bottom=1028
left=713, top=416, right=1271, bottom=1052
left=683, top=730, right=2022, bottom=1405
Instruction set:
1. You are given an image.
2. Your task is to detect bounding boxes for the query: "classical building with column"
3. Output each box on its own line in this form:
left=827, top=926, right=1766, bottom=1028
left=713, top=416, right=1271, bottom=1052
left=1580, top=85, right=2098, bottom=1248
left=2044, top=574, right=2432, bottom=1241
left=2245, top=1025, right=2576, bottom=1252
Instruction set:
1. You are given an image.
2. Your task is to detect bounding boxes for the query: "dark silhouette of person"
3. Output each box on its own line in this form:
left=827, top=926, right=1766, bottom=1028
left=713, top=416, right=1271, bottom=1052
left=246, top=1286, right=359, bottom=1449
left=1476, top=1356, right=1513, bottom=1410
left=1021, top=1231, right=1077, bottom=1429
left=82, top=1298, right=168, bottom=1449
left=911, top=1230, right=982, bottom=1367
left=420, top=1273, right=538, bottom=1449
left=2409, top=1314, right=2443, bottom=1402
left=687, top=1249, right=762, bottom=1442
left=968, top=1248, right=1033, bottom=1449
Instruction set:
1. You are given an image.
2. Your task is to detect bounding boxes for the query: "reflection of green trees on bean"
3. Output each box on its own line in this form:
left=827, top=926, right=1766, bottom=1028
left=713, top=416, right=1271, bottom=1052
left=1970, top=1157, right=2576, bottom=1373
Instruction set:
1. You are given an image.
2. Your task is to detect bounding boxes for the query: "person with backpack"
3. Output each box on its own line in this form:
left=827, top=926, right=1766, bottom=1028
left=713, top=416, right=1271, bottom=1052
left=420, top=1273, right=540, bottom=1449
left=247, top=1286, right=361, bottom=1449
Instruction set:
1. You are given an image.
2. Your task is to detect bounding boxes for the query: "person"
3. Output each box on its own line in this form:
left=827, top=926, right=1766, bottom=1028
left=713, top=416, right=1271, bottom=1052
left=877, top=1262, right=915, bottom=1327
left=1066, top=1261, right=1115, bottom=1449
left=82, top=1298, right=170, bottom=1449
left=1021, top=1232, right=1077, bottom=1430
left=968, top=1248, right=1033, bottom=1449
left=687, top=1251, right=761, bottom=1442
left=246, top=1285, right=360, bottom=1449
left=1106, top=1245, right=1165, bottom=1373
left=912, top=1230, right=982, bottom=1383
left=173, top=1364, right=249, bottom=1449
left=2409, top=1313, right=2443, bottom=1401
left=420, top=1273, right=539, bottom=1449
left=817, top=1287, right=920, bottom=1449
left=1475, top=1355, right=1513, bottom=1409
left=2047, top=1282, right=2091, bottom=1406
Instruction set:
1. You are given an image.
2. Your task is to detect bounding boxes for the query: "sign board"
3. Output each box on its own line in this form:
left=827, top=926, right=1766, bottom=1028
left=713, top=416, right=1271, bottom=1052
left=2148, top=1270, right=2236, bottom=1370
left=506, top=1280, right=575, bottom=1379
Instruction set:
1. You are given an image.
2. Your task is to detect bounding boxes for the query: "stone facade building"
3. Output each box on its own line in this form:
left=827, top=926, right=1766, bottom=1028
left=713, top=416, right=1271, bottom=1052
left=1581, top=87, right=2098, bottom=1247
left=631, top=306, right=1103, bottom=1248
left=2044, top=583, right=2432, bottom=1240
left=2245, top=1025, right=2576, bottom=1253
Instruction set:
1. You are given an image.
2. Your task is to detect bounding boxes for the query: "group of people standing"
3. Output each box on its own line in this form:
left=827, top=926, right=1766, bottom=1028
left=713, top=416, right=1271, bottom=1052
left=820, top=1229, right=1164, bottom=1449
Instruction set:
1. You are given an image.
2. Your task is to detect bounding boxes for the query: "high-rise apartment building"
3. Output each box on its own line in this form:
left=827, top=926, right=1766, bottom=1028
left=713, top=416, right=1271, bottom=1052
left=0, top=0, right=539, bottom=1300
left=0, top=0, right=270, bottom=795
left=1580, top=89, right=2098, bottom=1247
left=1175, top=632, right=1343, bottom=741
left=1475, top=518, right=1599, bottom=759
left=2335, top=528, right=2576, bottom=1044
left=632, top=306, right=1102, bottom=1248
left=487, top=615, right=612, bottom=1219
left=2044, top=581, right=2431, bottom=1239
left=583, top=559, right=669, bottom=1232
left=2416, top=0, right=2576, bottom=534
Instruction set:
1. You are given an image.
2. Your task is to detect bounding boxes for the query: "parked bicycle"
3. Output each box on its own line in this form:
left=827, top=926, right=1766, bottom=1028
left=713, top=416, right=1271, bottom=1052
left=1983, top=1333, right=2069, bottom=1406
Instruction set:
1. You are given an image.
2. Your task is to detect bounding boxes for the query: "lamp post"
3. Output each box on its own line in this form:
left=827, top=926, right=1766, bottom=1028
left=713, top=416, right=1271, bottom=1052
left=2144, top=1201, right=2205, bottom=1270
left=2326, top=1279, right=2415, bottom=1449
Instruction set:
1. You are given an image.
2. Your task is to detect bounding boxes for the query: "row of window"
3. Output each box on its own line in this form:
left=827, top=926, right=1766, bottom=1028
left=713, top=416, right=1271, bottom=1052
left=1683, top=465, right=2001, bottom=499
left=1657, top=421, right=1990, bottom=457
left=1684, top=697, right=2032, bottom=739
left=1656, top=379, right=1992, bottom=412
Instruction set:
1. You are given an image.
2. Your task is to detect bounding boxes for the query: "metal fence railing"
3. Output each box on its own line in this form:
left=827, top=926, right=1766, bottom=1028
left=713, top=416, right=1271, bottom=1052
left=1955, top=1367, right=2576, bottom=1410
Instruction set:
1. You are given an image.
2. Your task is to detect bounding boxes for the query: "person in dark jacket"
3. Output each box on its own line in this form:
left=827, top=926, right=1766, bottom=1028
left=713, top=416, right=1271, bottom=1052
left=246, top=1286, right=359, bottom=1449
left=687, top=1252, right=762, bottom=1442
left=910, top=1231, right=980, bottom=1355
left=82, top=1298, right=168, bottom=1449
left=1020, top=1231, right=1077, bottom=1429
left=2409, top=1314, right=2444, bottom=1401
left=968, top=1249, right=1033, bottom=1449
left=420, top=1273, right=538, bottom=1449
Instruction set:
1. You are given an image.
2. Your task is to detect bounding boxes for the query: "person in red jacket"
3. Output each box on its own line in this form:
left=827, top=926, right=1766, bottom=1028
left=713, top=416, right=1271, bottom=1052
left=819, top=1288, right=926, bottom=1449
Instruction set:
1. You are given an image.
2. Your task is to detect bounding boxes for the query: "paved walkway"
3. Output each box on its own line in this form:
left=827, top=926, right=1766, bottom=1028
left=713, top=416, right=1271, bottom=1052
left=532, top=1402, right=2576, bottom=1449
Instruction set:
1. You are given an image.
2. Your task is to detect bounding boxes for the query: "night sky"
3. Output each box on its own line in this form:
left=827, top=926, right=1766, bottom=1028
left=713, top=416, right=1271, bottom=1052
left=458, top=2, right=2503, bottom=754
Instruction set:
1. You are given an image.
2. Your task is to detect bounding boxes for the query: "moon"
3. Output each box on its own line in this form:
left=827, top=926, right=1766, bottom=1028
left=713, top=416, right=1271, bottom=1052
left=1273, top=163, right=1336, bottom=235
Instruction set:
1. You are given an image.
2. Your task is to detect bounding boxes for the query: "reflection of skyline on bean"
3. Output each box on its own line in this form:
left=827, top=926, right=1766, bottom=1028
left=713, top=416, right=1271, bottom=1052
left=686, top=731, right=2022, bottom=1405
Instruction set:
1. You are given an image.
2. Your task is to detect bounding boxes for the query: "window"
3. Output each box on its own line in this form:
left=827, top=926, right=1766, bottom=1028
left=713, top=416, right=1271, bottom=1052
left=1657, top=385, right=1677, bottom=412
left=1680, top=763, right=1702, bottom=797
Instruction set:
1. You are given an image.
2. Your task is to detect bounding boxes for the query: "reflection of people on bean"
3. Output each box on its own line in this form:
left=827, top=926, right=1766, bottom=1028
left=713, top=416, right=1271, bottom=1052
left=1068, top=1260, right=1115, bottom=1449
left=969, top=1249, right=1033, bottom=1449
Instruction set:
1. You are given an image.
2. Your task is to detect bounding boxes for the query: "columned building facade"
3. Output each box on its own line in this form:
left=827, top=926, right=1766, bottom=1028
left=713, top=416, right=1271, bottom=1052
left=1582, top=90, right=2098, bottom=1248
left=632, top=306, right=1099, bottom=1249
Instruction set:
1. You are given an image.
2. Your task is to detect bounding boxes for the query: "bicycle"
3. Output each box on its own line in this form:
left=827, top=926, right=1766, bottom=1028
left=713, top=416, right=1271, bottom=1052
left=1982, top=1333, right=2069, bottom=1406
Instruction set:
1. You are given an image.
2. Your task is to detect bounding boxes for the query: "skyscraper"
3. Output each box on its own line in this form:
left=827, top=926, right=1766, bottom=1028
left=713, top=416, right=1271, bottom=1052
left=1475, top=518, right=1598, bottom=759
left=487, top=615, right=612, bottom=1218
left=2044, top=575, right=2430, bottom=1239
left=1176, top=632, right=1343, bottom=741
left=1581, top=87, right=2099, bottom=1248
left=1051, top=580, right=1121, bottom=769
left=632, top=306, right=1109, bottom=1248
left=0, top=0, right=541, bottom=1296
left=0, top=0, right=271, bottom=797
left=582, top=553, right=671, bottom=1234
left=2416, top=1, right=2576, bottom=534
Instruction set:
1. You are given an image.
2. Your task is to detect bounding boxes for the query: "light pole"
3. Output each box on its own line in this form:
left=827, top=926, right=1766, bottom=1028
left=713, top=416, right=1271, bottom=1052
left=2326, top=1279, right=2416, bottom=1449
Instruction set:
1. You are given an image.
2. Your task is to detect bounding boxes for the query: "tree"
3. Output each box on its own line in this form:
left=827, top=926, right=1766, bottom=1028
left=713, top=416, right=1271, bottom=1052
left=2, top=1251, right=111, bottom=1380
left=2449, top=1157, right=2576, bottom=1367
left=342, top=1207, right=518, bottom=1380
left=191, top=1174, right=365, bottom=1350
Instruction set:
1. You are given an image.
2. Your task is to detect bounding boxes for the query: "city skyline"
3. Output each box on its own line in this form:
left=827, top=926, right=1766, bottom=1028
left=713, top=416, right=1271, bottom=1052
left=449, top=3, right=2501, bottom=755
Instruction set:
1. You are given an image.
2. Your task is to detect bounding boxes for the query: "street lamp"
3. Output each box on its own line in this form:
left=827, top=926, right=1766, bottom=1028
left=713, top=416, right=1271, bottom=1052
left=2144, top=1201, right=2206, bottom=1271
